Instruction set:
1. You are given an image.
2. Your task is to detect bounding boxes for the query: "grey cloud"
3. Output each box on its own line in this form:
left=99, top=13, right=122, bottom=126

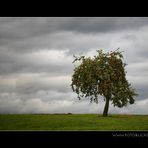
left=1, top=17, right=148, bottom=52
left=1, top=92, right=148, bottom=114
left=1, top=17, right=148, bottom=41
left=15, top=74, right=71, bottom=94
left=0, top=17, right=148, bottom=114
left=0, top=49, right=73, bottom=75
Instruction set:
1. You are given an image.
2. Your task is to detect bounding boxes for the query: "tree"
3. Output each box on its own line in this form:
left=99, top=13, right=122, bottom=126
left=71, top=49, right=137, bottom=117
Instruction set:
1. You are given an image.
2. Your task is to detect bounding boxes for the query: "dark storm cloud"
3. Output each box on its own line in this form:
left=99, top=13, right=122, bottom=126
left=1, top=17, right=146, bottom=41
left=0, top=17, right=148, bottom=52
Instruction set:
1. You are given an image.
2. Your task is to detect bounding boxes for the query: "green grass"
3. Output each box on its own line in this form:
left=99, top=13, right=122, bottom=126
left=0, top=114, right=148, bottom=130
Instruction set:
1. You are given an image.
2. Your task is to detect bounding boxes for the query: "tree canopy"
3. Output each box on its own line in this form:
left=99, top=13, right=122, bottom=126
left=71, top=49, right=137, bottom=116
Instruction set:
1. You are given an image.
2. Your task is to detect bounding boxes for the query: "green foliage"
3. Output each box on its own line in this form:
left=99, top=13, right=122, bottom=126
left=71, top=49, right=137, bottom=108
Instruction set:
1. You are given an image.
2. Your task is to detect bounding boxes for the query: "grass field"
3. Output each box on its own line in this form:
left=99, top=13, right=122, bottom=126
left=0, top=114, right=148, bottom=130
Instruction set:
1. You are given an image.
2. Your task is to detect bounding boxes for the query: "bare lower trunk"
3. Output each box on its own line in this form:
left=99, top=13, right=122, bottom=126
left=103, top=97, right=110, bottom=117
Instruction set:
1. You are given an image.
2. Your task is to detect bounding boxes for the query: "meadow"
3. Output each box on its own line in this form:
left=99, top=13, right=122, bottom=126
left=0, top=114, right=148, bottom=130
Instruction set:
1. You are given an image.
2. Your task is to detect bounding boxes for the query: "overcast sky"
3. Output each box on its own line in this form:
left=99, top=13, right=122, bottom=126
left=0, top=17, right=148, bottom=114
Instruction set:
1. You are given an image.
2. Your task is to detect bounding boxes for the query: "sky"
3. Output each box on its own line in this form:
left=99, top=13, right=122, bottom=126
left=0, top=17, right=148, bottom=114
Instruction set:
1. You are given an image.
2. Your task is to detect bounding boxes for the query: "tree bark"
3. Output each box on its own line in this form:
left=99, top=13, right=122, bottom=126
left=103, top=96, right=110, bottom=117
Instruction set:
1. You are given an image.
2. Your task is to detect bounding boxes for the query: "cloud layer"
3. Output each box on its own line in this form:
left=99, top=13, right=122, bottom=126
left=0, top=17, right=148, bottom=114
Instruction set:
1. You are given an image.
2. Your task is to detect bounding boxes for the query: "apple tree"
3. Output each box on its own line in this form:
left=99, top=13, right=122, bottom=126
left=71, top=49, right=137, bottom=117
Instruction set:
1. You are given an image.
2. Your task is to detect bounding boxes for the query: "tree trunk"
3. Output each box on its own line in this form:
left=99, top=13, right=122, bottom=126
left=103, top=97, right=110, bottom=117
